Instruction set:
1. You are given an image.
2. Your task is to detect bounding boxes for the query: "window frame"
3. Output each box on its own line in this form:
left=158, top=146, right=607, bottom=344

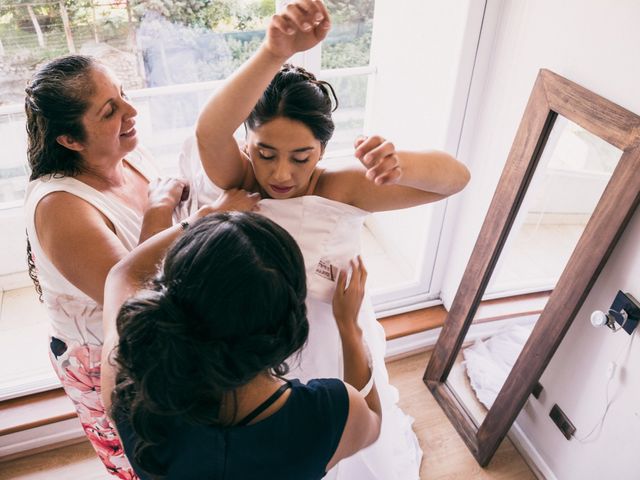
left=0, top=0, right=487, bottom=400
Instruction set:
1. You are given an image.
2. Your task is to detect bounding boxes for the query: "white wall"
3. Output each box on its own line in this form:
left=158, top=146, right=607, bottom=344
left=517, top=208, right=640, bottom=480
left=442, top=0, right=640, bottom=306
left=365, top=0, right=478, bottom=297
left=440, top=0, right=640, bottom=477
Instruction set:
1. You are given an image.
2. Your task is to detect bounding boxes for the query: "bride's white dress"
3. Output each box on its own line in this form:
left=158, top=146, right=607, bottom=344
left=179, top=139, right=422, bottom=480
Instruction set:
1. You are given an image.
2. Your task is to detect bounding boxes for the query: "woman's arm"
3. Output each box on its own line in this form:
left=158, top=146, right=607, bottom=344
left=100, top=190, right=260, bottom=410
left=35, top=179, right=189, bottom=304
left=138, top=178, right=190, bottom=243
left=319, top=135, right=471, bottom=212
left=195, top=0, right=330, bottom=190
left=100, top=220, right=187, bottom=411
left=326, top=257, right=382, bottom=470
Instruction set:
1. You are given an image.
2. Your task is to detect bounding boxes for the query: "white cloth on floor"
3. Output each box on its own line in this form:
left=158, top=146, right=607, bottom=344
left=462, top=322, right=535, bottom=409
left=179, top=137, right=423, bottom=480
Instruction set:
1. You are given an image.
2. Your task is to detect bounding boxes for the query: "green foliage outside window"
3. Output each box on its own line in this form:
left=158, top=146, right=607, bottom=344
left=0, top=0, right=373, bottom=106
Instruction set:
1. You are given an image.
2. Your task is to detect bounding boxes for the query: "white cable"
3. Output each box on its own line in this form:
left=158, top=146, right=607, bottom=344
left=576, top=332, right=635, bottom=443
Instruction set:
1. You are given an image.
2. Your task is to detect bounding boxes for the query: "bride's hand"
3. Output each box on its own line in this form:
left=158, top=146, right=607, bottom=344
left=265, top=0, right=331, bottom=59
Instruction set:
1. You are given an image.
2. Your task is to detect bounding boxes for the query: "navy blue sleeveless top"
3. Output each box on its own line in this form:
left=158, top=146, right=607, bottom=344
left=116, top=378, right=349, bottom=479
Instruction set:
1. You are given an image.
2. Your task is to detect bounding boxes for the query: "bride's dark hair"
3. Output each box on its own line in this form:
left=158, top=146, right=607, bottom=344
left=246, top=63, right=338, bottom=148
left=110, top=212, right=308, bottom=477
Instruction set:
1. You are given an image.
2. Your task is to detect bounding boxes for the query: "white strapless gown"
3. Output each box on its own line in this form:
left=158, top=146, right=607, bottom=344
left=179, top=141, right=422, bottom=480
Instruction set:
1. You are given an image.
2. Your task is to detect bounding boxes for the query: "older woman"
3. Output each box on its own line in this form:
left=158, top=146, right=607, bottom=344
left=23, top=55, right=258, bottom=478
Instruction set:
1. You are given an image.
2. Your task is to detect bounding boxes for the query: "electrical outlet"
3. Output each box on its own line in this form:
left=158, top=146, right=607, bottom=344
left=532, top=382, right=544, bottom=399
left=610, top=291, right=640, bottom=335
left=549, top=404, right=575, bottom=440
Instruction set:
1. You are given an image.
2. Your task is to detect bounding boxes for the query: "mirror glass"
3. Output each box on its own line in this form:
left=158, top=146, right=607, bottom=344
left=446, top=116, right=622, bottom=424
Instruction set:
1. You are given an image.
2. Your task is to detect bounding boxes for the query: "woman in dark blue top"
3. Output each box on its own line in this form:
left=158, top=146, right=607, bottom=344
left=100, top=193, right=382, bottom=479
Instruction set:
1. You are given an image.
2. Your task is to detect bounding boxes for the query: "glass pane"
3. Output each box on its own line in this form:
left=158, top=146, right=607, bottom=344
left=322, top=0, right=374, bottom=69
left=0, top=112, right=28, bottom=204
left=321, top=73, right=368, bottom=154
left=134, top=3, right=274, bottom=86
left=487, top=119, right=621, bottom=295
left=0, top=1, right=276, bottom=103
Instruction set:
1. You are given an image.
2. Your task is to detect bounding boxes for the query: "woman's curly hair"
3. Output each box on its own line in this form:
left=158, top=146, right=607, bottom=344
left=24, top=54, right=97, bottom=301
left=110, top=212, right=309, bottom=477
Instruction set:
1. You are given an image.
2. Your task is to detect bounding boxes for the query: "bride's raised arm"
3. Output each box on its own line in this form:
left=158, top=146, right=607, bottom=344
left=195, top=0, right=330, bottom=190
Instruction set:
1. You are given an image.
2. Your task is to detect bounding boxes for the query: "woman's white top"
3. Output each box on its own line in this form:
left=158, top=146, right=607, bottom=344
left=23, top=149, right=158, bottom=346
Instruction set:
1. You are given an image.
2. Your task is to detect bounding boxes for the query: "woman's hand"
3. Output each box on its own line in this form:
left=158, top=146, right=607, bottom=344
left=265, top=0, right=331, bottom=60
left=194, top=189, right=261, bottom=219
left=140, top=177, right=190, bottom=243
left=147, top=177, right=189, bottom=211
left=332, top=256, right=367, bottom=334
left=354, top=135, right=403, bottom=186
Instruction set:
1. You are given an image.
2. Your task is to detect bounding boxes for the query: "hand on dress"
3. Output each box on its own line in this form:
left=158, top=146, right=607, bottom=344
left=195, top=189, right=261, bottom=218
left=265, top=0, right=331, bottom=60
left=147, top=177, right=190, bottom=211
left=354, top=135, right=403, bottom=186
left=332, top=256, right=367, bottom=334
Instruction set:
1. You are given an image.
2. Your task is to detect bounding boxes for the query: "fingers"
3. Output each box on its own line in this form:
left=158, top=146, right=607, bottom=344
left=274, top=0, right=328, bottom=36
left=354, top=135, right=383, bottom=161
left=358, top=138, right=396, bottom=167
left=225, top=189, right=262, bottom=212
left=353, top=135, right=368, bottom=150
left=249, top=191, right=261, bottom=211
left=336, top=256, right=367, bottom=293
left=270, top=13, right=294, bottom=35
left=366, top=154, right=400, bottom=185
left=336, top=269, right=347, bottom=293
left=312, top=0, right=331, bottom=32
left=358, top=255, right=368, bottom=285
left=355, top=257, right=366, bottom=287
left=148, top=177, right=190, bottom=208
left=372, top=166, right=402, bottom=185
left=180, top=184, right=190, bottom=202
left=354, top=136, right=402, bottom=185
left=346, top=256, right=367, bottom=291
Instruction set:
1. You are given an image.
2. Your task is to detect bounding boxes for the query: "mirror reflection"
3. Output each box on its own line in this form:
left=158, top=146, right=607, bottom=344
left=447, top=117, right=622, bottom=424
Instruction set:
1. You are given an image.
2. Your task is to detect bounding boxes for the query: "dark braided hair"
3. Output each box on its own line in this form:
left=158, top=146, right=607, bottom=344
left=111, top=212, right=309, bottom=477
left=246, top=64, right=338, bottom=148
left=24, top=55, right=97, bottom=301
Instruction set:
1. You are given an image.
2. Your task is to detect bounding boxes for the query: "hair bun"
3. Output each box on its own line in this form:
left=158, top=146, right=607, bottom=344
left=281, top=63, right=318, bottom=82
left=279, top=63, right=338, bottom=113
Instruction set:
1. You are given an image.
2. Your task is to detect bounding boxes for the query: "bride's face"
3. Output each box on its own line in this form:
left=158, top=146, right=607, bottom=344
left=246, top=116, right=323, bottom=199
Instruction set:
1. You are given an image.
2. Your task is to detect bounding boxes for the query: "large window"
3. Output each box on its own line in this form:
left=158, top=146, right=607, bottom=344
left=0, top=0, right=376, bottom=399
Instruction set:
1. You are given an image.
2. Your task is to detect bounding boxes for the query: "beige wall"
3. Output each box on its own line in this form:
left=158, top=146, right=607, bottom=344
left=442, top=1, right=640, bottom=477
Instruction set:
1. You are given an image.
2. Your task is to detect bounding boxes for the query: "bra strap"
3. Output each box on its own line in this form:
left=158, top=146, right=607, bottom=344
left=236, top=381, right=291, bottom=427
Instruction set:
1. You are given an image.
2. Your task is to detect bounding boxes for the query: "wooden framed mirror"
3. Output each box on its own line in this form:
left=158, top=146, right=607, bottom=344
left=423, top=69, right=640, bottom=466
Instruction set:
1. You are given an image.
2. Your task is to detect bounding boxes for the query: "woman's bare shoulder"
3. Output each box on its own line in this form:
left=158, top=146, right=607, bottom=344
left=35, top=191, right=115, bottom=238
left=314, top=165, right=366, bottom=204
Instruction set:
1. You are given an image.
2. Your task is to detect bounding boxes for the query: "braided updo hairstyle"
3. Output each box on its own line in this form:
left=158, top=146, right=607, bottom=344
left=24, top=55, right=97, bottom=300
left=246, top=63, right=338, bottom=148
left=111, top=212, right=309, bottom=476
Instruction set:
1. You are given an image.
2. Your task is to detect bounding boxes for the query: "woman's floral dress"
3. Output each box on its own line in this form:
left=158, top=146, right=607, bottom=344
left=24, top=149, right=157, bottom=479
